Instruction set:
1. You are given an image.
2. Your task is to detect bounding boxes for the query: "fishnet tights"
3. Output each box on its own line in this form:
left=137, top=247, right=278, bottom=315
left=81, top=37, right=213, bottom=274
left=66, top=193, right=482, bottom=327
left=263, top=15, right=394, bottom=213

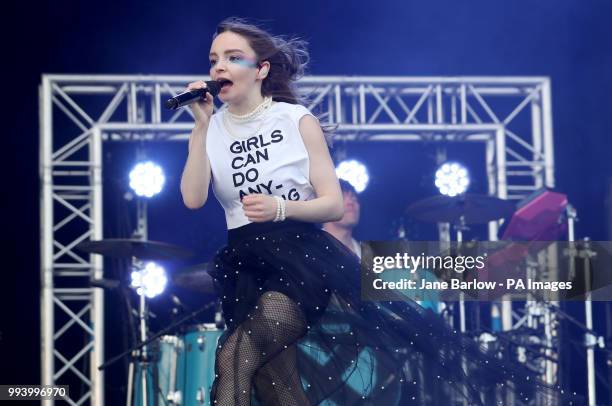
left=211, top=291, right=311, bottom=406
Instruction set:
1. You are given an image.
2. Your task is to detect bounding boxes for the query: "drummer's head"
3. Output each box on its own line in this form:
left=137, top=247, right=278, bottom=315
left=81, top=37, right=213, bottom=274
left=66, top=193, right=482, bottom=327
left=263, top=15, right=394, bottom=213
left=335, top=179, right=360, bottom=228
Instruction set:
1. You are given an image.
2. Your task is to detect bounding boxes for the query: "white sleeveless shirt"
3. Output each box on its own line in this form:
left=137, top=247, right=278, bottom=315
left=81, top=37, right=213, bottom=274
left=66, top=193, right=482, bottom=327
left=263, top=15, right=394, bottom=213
left=206, top=102, right=317, bottom=229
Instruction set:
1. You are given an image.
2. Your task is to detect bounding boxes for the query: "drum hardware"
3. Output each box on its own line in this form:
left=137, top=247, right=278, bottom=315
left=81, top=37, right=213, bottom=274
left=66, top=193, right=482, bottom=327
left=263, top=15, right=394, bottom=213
left=77, top=238, right=194, bottom=261
left=97, top=303, right=215, bottom=362
left=389, top=189, right=606, bottom=403
left=168, top=390, right=182, bottom=405
left=172, top=262, right=216, bottom=294
left=160, top=335, right=183, bottom=405
left=196, top=335, right=207, bottom=352
left=564, top=203, right=597, bottom=406
left=98, top=302, right=216, bottom=405
left=77, top=236, right=197, bottom=405
left=181, top=324, right=224, bottom=406
left=85, top=247, right=224, bottom=405
left=89, top=277, right=121, bottom=290
left=130, top=322, right=225, bottom=406
left=405, top=193, right=513, bottom=328
left=475, top=327, right=559, bottom=367
left=196, top=388, right=206, bottom=404
left=537, top=300, right=609, bottom=405
left=406, top=194, right=515, bottom=226
left=214, top=300, right=226, bottom=329
left=170, top=294, right=190, bottom=318
left=172, top=262, right=226, bottom=330
left=406, top=193, right=514, bottom=335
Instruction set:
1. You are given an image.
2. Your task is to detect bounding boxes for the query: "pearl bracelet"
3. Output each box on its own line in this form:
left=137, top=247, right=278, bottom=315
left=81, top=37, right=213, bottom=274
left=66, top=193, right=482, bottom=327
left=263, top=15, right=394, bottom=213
left=280, top=196, right=286, bottom=221
left=273, top=196, right=286, bottom=222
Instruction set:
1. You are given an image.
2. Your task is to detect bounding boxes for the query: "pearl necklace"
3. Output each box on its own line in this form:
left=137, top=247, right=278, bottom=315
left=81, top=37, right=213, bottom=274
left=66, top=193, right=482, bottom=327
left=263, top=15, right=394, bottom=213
left=226, top=97, right=273, bottom=122
left=223, top=97, right=274, bottom=139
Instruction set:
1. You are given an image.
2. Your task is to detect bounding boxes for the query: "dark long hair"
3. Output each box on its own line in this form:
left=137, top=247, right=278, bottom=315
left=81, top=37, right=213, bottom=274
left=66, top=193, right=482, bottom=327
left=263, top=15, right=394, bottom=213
left=214, top=18, right=336, bottom=143
left=215, top=17, right=308, bottom=104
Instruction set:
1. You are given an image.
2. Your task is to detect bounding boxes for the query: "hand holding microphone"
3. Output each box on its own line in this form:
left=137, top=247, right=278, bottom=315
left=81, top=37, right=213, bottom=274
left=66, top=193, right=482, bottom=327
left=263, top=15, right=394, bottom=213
left=166, top=80, right=221, bottom=126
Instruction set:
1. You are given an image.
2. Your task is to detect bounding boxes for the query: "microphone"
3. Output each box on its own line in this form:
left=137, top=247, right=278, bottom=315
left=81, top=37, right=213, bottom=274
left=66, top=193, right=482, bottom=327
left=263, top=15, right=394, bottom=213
left=165, top=80, right=221, bottom=110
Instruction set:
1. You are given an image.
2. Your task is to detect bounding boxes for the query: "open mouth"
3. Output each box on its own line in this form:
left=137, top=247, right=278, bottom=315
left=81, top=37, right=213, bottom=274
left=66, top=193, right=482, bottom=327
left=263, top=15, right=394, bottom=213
left=217, top=79, right=233, bottom=91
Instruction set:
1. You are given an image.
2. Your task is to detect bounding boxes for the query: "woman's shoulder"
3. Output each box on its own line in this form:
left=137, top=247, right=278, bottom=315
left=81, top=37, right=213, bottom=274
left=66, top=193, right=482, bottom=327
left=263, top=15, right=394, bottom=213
left=272, top=102, right=316, bottom=125
left=272, top=101, right=310, bottom=113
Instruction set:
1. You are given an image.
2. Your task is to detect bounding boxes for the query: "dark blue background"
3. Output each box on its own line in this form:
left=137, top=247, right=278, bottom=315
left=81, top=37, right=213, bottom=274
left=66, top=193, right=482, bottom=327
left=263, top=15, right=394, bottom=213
left=2, top=0, right=611, bottom=403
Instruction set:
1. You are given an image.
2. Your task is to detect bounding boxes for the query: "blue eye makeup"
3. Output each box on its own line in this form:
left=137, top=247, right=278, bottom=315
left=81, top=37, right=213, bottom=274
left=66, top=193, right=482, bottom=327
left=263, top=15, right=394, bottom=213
left=229, top=55, right=258, bottom=68
left=209, top=54, right=259, bottom=69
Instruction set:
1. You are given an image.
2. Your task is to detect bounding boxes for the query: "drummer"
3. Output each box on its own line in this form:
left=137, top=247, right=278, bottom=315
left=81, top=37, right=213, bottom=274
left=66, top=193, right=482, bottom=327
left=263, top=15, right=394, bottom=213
left=322, top=179, right=365, bottom=258
left=323, top=180, right=439, bottom=312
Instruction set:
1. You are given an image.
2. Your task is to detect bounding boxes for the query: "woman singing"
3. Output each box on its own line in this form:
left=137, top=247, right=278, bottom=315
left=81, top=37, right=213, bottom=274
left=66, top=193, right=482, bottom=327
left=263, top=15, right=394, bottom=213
left=180, top=17, right=572, bottom=406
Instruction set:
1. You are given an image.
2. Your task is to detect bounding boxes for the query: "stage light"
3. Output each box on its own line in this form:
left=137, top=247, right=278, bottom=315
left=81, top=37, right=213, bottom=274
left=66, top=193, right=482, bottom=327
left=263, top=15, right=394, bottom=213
left=130, top=262, right=167, bottom=298
left=435, top=162, right=470, bottom=197
left=129, top=161, right=165, bottom=198
left=336, top=159, right=369, bottom=193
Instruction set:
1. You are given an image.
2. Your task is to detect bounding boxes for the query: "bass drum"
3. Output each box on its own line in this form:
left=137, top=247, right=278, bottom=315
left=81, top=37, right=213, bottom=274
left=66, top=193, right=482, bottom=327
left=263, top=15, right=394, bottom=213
left=134, top=322, right=404, bottom=405
left=380, top=267, right=441, bottom=313
left=176, top=323, right=225, bottom=406
left=132, top=335, right=183, bottom=406
left=132, top=324, right=224, bottom=406
left=297, top=321, right=402, bottom=405
left=293, top=294, right=402, bottom=406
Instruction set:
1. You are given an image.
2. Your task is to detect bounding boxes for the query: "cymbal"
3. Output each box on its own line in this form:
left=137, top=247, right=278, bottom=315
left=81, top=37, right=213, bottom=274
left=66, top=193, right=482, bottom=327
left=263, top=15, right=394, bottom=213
left=406, top=194, right=514, bottom=225
left=77, top=239, right=194, bottom=260
left=172, top=262, right=216, bottom=293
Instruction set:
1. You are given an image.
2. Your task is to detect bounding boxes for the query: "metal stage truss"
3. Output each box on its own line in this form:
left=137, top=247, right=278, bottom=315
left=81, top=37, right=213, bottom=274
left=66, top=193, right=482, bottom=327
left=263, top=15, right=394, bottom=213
left=40, top=74, right=554, bottom=405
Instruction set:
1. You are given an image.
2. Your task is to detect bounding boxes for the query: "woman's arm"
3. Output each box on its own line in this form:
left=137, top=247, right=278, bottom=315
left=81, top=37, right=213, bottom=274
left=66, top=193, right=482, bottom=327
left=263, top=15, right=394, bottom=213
left=180, top=122, right=212, bottom=209
left=284, top=115, right=344, bottom=222
left=180, top=82, right=215, bottom=209
left=241, top=115, right=344, bottom=223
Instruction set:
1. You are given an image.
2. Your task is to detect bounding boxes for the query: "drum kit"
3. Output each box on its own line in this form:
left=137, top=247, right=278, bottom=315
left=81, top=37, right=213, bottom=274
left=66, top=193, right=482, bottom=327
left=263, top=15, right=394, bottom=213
left=77, top=239, right=223, bottom=406
left=77, top=189, right=599, bottom=405
left=405, top=189, right=604, bottom=405
left=77, top=235, right=402, bottom=405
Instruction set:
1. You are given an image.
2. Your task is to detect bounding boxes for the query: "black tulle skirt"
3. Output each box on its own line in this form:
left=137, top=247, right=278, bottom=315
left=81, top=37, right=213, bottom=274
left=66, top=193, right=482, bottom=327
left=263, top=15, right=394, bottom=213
left=208, top=220, right=580, bottom=406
